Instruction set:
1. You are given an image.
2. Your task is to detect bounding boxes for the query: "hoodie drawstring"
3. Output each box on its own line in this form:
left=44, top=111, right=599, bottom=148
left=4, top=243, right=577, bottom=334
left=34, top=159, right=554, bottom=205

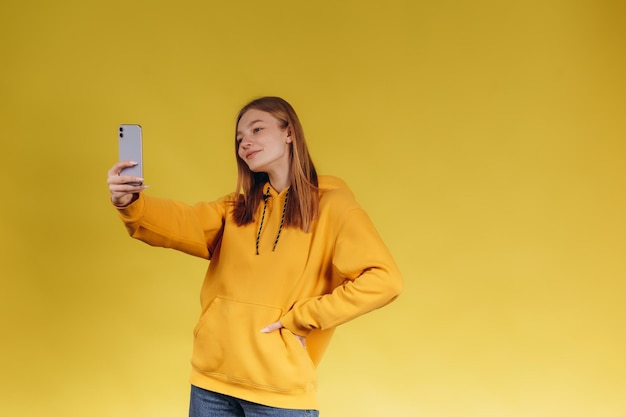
left=255, top=186, right=289, bottom=255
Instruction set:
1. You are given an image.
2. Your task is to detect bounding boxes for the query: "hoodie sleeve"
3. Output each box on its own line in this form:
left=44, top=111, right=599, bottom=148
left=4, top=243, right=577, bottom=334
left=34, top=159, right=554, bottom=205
left=115, top=193, right=228, bottom=259
left=280, top=203, right=403, bottom=336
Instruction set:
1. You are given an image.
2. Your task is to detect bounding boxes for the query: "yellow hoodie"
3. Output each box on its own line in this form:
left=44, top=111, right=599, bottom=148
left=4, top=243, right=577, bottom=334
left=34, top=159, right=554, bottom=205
left=115, top=175, right=402, bottom=410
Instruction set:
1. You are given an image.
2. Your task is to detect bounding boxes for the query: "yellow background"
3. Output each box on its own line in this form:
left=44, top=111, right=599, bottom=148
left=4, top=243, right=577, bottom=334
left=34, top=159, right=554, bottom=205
left=1, top=1, right=625, bottom=416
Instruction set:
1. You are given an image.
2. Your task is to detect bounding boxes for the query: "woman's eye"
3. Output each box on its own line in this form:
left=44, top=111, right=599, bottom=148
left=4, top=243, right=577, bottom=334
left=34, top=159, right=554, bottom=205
left=253, top=127, right=262, bottom=133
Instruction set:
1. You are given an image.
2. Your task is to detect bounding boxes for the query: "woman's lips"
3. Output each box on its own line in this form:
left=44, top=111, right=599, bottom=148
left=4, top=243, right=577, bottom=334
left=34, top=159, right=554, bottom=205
left=246, top=150, right=261, bottom=159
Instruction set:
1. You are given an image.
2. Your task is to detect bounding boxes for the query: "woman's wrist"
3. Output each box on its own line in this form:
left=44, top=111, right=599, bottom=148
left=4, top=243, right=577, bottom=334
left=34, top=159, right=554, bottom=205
left=112, top=193, right=139, bottom=208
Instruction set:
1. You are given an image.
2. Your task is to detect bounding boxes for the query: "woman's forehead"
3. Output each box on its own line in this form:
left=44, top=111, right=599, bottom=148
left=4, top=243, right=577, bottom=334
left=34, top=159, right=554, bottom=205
left=238, top=109, right=278, bottom=129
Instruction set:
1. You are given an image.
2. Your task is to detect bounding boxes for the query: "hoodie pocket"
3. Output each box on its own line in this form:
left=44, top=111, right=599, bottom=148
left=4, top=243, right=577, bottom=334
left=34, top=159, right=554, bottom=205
left=191, top=296, right=317, bottom=393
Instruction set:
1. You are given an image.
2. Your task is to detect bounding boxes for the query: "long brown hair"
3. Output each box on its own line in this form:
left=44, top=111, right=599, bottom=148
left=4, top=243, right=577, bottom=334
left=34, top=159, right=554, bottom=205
left=232, top=97, right=319, bottom=232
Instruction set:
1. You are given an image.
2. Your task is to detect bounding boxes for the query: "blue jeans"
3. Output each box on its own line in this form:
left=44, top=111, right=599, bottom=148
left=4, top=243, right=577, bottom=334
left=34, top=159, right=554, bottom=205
left=189, top=385, right=319, bottom=417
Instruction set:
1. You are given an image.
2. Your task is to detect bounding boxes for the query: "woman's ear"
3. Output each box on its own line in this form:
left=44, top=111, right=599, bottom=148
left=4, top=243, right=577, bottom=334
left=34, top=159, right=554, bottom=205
left=286, top=130, right=293, bottom=143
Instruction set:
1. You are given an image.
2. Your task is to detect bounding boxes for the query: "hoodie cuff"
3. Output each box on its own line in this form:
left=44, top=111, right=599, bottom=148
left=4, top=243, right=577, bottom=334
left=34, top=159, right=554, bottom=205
left=113, top=193, right=145, bottom=221
left=280, top=311, right=313, bottom=338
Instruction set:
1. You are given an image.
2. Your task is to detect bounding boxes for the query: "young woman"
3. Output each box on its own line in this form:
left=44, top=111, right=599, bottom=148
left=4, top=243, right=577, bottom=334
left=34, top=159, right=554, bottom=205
left=107, top=97, right=403, bottom=417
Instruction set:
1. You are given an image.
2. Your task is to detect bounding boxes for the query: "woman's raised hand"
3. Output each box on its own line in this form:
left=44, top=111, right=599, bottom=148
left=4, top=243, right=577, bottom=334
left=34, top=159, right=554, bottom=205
left=107, top=161, right=148, bottom=207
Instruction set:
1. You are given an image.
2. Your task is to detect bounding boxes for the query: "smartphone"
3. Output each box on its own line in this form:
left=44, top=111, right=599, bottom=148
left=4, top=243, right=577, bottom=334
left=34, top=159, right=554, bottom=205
left=118, top=124, right=143, bottom=185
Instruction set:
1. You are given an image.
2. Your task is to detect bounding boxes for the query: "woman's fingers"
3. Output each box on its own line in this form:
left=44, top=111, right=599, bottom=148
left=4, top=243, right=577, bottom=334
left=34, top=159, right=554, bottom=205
left=107, top=160, right=147, bottom=206
left=107, top=161, right=142, bottom=185
left=107, top=160, right=136, bottom=177
left=107, top=175, right=145, bottom=187
left=261, top=321, right=307, bottom=349
left=109, top=182, right=146, bottom=193
left=260, top=321, right=283, bottom=333
left=294, top=334, right=307, bottom=349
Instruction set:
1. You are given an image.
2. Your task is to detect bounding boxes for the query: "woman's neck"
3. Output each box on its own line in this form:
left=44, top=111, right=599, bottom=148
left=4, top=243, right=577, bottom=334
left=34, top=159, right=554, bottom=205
left=267, top=169, right=290, bottom=193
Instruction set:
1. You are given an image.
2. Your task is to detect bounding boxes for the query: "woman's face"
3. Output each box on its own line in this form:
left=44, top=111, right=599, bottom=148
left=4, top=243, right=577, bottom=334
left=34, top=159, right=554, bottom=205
left=236, top=109, right=292, bottom=176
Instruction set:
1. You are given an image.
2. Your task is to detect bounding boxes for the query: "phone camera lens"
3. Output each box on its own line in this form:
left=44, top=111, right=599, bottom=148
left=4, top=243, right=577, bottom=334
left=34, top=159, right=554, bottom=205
left=119, top=127, right=124, bottom=132
left=120, top=133, right=124, bottom=138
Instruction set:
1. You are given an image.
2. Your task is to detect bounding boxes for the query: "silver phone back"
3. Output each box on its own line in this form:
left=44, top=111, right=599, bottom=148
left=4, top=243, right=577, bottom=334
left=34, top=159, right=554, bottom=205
left=118, top=124, right=143, bottom=179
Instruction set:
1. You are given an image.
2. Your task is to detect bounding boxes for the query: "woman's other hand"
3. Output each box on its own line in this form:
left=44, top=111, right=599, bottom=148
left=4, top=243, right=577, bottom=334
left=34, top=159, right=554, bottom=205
left=261, top=321, right=307, bottom=349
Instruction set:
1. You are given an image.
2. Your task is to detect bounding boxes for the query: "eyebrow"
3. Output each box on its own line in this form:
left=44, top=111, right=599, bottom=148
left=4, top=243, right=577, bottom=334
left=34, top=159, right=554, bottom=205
left=236, top=119, right=264, bottom=135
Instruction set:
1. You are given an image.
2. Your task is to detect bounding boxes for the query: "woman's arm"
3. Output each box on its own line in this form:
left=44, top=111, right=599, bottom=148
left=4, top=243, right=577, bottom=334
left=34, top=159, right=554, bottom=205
left=107, top=161, right=227, bottom=259
left=280, top=207, right=403, bottom=336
